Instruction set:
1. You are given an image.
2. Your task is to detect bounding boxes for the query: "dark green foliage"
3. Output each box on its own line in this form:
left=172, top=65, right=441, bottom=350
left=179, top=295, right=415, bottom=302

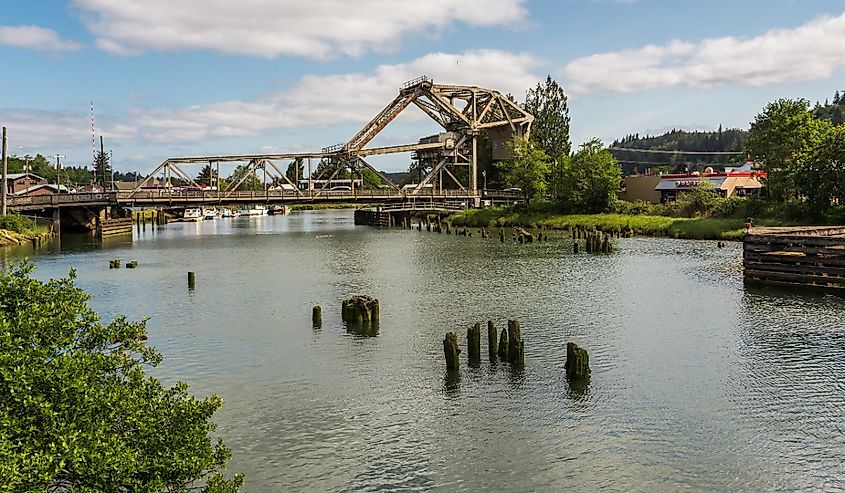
left=557, top=139, right=621, bottom=213
left=497, top=137, right=551, bottom=201
left=285, top=159, right=304, bottom=184
left=196, top=164, right=219, bottom=187
left=611, top=127, right=748, bottom=175
left=93, top=150, right=112, bottom=187
left=0, top=263, right=243, bottom=491
left=523, top=76, right=571, bottom=199
left=0, top=214, right=36, bottom=234
left=7, top=154, right=92, bottom=187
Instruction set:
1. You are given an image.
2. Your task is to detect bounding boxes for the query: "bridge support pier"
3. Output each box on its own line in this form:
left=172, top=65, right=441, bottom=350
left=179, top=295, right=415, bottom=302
left=51, top=208, right=61, bottom=233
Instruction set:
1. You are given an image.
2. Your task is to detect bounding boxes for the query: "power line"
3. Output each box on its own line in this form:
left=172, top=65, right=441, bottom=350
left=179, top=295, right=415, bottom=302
left=608, top=147, right=744, bottom=155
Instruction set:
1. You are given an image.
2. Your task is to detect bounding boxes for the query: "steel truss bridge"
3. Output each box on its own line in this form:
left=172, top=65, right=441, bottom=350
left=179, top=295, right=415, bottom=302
left=127, top=76, right=533, bottom=203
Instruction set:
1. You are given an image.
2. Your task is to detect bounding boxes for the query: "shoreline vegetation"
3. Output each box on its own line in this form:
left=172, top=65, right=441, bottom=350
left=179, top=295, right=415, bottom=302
left=0, top=214, right=51, bottom=248
left=447, top=207, right=761, bottom=240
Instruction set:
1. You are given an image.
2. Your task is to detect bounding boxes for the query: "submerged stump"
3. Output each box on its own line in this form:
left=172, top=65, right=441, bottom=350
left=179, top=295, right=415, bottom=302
left=443, top=331, right=460, bottom=370
left=187, top=271, right=196, bottom=289
left=565, top=342, right=590, bottom=378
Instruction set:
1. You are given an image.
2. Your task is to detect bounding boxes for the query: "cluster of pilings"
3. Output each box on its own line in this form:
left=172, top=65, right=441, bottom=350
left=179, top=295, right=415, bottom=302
left=342, top=295, right=380, bottom=327
left=444, top=319, right=525, bottom=370
left=572, top=228, right=613, bottom=254
left=135, top=208, right=169, bottom=232
left=109, top=259, right=139, bottom=269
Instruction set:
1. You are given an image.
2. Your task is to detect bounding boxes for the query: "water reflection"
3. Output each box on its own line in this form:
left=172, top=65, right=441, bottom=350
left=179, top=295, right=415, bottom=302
left=9, top=211, right=845, bottom=492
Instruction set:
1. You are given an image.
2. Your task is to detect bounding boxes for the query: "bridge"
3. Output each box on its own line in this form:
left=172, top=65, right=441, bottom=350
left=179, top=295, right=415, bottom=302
left=10, top=77, right=532, bottom=230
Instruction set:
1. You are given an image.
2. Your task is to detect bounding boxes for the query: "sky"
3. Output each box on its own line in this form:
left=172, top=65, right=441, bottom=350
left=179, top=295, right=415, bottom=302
left=1, top=0, right=845, bottom=175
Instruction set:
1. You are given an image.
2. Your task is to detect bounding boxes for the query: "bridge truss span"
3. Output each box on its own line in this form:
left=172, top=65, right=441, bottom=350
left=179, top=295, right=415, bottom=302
left=130, top=77, right=534, bottom=202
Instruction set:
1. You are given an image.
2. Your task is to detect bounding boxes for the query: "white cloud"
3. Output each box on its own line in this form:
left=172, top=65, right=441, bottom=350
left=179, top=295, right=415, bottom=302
left=73, top=0, right=528, bottom=59
left=0, top=25, right=82, bottom=53
left=0, top=109, right=136, bottom=153
left=562, top=11, right=845, bottom=94
left=131, top=49, right=543, bottom=143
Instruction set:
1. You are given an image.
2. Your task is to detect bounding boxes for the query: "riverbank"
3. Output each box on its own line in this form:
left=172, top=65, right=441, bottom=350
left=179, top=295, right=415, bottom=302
left=0, top=228, right=51, bottom=248
left=447, top=207, right=787, bottom=240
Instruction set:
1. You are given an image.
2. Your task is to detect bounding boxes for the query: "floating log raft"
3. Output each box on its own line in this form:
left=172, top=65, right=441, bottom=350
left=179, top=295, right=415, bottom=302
left=744, top=226, right=845, bottom=291
left=564, top=342, right=590, bottom=378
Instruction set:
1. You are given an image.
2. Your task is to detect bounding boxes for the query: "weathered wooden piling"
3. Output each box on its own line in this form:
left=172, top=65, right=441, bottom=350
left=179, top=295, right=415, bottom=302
left=187, top=271, right=196, bottom=289
left=467, top=323, right=481, bottom=365
left=573, top=242, right=580, bottom=253
left=564, top=342, right=590, bottom=378
left=126, top=260, right=139, bottom=269
left=487, top=321, right=497, bottom=360
left=312, top=305, right=322, bottom=326
left=341, top=295, right=380, bottom=326
left=109, top=259, right=121, bottom=269
left=498, top=327, right=508, bottom=360
left=500, top=229, right=505, bottom=243
left=507, top=320, right=524, bottom=366
left=443, top=331, right=460, bottom=370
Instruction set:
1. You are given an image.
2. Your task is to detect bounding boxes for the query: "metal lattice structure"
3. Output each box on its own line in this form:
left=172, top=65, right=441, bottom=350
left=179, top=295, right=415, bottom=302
left=130, top=76, right=533, bottom=198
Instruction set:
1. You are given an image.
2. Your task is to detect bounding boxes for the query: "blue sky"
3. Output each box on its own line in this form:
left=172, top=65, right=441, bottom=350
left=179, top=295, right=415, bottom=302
left=1, top=0, right=845, bottom=174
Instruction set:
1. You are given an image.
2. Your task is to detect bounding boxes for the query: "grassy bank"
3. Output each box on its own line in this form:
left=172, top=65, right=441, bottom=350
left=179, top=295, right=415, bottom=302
left=447, top=207, right=791, bottom=240
left=0, top=214, right=51, bottom=247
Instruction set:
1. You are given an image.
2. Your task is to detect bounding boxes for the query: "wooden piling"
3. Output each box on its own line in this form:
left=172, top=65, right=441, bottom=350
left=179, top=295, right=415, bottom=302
left=573, top=242, right=580, bottom=254
left=498, top=327, right=508, bottom=360
left=312, top=305, right=322, bottom=326
left=487, top=321, right=497, bottom=360
left=507, top=319, right=524, bottom=366
left=187, top=271, right=196, bottom=289
left=565, top=342, right=590, bottom=378
left=341, top=295, right=379, bottom=326
left=126, top=260, right=139, bottom=269
left=467, top=323, right=481, bottom=364
left=443, top=331, right=460, bottom=370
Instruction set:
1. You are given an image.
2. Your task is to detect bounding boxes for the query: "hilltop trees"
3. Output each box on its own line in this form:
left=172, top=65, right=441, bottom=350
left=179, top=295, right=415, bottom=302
left=0, top=263, right=242, bottom=491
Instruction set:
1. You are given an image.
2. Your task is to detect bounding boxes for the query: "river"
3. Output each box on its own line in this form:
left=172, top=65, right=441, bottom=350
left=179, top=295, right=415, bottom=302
left=5, top=209, right=845, bottom=492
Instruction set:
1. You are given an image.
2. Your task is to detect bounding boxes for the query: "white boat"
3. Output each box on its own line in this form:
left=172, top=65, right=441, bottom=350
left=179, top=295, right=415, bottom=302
left=182, top=208, right=203, bottom=222
left=240, top=205, right=267, bottom=216
left=220, top=208, right=235, bottom=218
left=202, top=207, right=218, bottom=220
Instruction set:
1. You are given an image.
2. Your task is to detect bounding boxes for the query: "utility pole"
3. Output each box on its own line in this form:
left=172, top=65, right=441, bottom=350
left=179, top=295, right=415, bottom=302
left=2, top=126, right=8, bottom=216
left=55, top=154, right=63, bottom=191
left=99, top=135, right=105, bottom=190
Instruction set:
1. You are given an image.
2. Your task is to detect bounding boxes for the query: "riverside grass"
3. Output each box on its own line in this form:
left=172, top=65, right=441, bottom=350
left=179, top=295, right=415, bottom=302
left=447, top=207, right=773, bottom=240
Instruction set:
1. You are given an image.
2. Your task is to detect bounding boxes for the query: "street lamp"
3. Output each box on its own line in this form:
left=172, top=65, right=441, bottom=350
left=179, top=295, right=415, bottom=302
left=482, top=169, right=487, bottom=190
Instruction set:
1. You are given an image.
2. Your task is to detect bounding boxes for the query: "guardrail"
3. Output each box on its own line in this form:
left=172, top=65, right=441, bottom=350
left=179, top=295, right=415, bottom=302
left=8, top=192, right=118, bottom=209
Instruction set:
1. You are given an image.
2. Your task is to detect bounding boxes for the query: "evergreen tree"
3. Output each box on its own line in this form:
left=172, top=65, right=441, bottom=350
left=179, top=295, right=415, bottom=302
left=285, top=159, right=304, bottom=183
left=93, top=150, right=112, bottom=188
left=523, top=76, right=571, bottom=199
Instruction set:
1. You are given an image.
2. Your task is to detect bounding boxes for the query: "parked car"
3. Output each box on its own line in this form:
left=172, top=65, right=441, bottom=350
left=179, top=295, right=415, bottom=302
left=503, top=187, right=522, bottom=193
left=329, top=186, right=352, bottom=191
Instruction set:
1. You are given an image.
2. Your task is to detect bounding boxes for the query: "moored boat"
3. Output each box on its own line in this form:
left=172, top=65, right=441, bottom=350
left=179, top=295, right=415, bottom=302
left=202, top=207, right=218, bottom=220
left=240, top=205, right=267, bottom=216
left=220, top=208, right=235, bottom=218
left=267, top=205, right=287, bottom=215
left=182, top=208, right=203, bottom=221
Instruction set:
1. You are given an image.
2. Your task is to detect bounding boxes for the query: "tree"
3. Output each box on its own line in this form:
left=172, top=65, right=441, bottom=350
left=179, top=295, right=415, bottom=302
left=496, top=136, right=551, bottom=201
left=285, top=159, right=304, bottom=184
left=558, top=139, right=622, bottom=213
left=523, top=76, right=571, bottom=198
left=0, top=262, right=243, bottom=492
left=227, top=165, right=262, bottom=191
left=93, top=150, right=112, bottom=188
left=745, top=99, right=827, bottom=202
left=797, top=123, right=845, bottom=211
left=196, top=164, right=219, bottom=187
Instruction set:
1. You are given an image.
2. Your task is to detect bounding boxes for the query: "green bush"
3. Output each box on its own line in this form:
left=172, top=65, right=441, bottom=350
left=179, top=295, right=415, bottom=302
left=0, top=214, right=36, bottom=234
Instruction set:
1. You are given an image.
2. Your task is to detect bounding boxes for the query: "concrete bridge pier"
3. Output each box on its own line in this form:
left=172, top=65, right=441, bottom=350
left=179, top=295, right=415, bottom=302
left=52, top=208, right=61, bottom=233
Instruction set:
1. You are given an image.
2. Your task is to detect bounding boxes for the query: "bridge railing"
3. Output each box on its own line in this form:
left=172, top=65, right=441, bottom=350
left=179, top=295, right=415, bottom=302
left=116, top=188, right=481, bottom=201
left=8, top=192, right=118, bottom=208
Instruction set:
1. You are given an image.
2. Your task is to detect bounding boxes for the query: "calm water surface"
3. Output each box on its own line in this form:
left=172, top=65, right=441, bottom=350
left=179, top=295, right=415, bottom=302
left=6, top=210, right=845, bottom=492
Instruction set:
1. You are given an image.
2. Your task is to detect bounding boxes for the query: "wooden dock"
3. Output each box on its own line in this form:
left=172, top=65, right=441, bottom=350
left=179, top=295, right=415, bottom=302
left=743, top=226, right=845, bottom=290
left=97, top=218, right=134, bottom=238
